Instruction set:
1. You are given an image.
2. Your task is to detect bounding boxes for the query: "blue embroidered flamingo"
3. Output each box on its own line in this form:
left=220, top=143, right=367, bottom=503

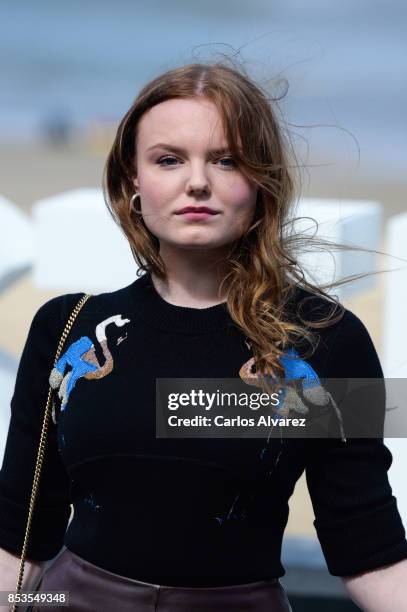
left=239, top=342, right=346, bottom=441
left=240, top=344, right=331, bottom=415
left=49, top=314, right=130, bottom=420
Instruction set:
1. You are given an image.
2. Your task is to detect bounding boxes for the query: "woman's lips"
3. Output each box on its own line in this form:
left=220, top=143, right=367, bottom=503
left=177, top=211, right=220, bottom=220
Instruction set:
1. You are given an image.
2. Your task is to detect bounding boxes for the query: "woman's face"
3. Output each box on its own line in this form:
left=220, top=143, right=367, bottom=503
left=133, top=97, right=258, bottom=254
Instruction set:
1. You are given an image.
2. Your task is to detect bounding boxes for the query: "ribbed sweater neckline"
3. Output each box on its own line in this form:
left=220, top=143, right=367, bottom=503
left=129, top=271, right=233, bottom=334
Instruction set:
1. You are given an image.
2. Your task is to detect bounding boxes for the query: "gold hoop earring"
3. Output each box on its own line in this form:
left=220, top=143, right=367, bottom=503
left=129, top=192, right=140, bottom=216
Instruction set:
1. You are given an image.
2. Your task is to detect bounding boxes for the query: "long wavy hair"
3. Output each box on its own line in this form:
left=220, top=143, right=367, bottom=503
left=103, top=61, right=383, bottom=383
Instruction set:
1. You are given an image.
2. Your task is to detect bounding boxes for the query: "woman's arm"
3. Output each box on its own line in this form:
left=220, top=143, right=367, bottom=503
left=305, top=308, right=407, bottom=603
left=0, top=296, right=80, bottom=563
left=0, top=546, right=46, bottom=591
left=341, top=558, right=407, bottom=612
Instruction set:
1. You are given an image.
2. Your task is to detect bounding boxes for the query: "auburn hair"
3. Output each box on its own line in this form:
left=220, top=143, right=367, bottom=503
left=103, top=60, right=377, bottom=383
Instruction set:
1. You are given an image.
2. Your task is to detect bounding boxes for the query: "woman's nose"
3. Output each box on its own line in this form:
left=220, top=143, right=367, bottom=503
left=185, top=163, right=211, bottom=196
left=187, top=183, right=210, bottom=197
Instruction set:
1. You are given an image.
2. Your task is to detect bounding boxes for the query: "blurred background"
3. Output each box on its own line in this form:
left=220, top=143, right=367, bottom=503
left=0, top=1, right=406, bottom=609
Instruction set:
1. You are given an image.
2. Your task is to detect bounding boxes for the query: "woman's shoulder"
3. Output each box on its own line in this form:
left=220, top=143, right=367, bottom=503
left=26, top=279, right=137, bottom=347
left=30, top=291, right=87, bottom=331
left=34, top=276, right=143, bottom=322
left=285, top=283, right=381, bottom=375
left=286, top=283, right=366, bottom=334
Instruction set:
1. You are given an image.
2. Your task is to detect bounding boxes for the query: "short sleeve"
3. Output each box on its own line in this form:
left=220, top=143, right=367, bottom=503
left=305, top=309, right=407, bottom=576
left=0, top=294, right=82, bottom=560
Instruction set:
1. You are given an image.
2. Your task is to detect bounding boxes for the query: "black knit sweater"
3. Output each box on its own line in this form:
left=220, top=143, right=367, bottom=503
left=0, top=272, right=406, bottom=586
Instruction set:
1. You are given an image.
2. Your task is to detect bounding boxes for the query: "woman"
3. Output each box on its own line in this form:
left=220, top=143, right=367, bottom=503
left=1, top=62, right=407, bottom=612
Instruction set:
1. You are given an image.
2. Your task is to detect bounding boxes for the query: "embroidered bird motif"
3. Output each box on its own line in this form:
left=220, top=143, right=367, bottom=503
left=239, top=341, right=346, bottom=441
left=49, top=314, right=131, bottom=420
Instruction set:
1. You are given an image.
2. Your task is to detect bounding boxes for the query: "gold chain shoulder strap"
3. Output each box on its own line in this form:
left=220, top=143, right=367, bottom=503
left=12, top=293, right=92, bottom=609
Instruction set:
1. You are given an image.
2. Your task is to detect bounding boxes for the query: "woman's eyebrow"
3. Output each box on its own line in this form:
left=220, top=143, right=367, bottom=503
left=146, top=143, right=231, bottom=155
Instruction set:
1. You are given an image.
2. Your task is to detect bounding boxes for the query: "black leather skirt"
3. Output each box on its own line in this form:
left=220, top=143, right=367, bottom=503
left=32, top=548, right=293, bottom=611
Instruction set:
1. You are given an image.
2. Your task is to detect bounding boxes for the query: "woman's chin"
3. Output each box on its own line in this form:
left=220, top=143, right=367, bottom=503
left=159, top=237, right=234, bottom=254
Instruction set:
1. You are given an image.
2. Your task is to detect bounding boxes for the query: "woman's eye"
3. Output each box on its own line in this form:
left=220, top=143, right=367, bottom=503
left=157, top=156, right=178, bottom=166
left=156, top=156, right=236, bottom=168
left=217, top=157, right=236, bottom=168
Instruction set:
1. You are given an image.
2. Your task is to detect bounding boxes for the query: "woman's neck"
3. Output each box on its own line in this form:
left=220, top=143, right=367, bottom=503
left=151, top=248, right=230, bottom=309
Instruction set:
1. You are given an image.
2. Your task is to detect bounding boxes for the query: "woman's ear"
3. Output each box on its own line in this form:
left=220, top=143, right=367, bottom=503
left=132, top=177, right=139, bottom=191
